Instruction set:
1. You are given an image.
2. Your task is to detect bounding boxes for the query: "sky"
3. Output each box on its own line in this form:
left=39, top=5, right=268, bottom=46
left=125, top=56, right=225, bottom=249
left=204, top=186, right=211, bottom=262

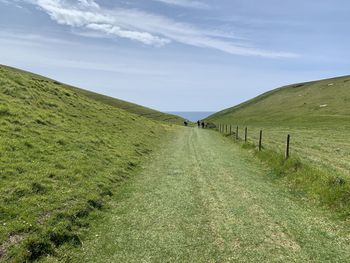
left=1, top=0, right=350, bottom=111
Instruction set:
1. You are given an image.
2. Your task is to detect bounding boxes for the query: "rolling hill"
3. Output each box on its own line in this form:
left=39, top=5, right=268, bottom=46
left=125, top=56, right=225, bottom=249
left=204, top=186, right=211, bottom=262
left=0, top=65, right=184, bottom=125
left=0, top=65, right=179, bottom=261
left=67, top=87, right=184, bottom=125
left=206, top=75, right=350, bottom=175
left=207, top=75, right=350, bottom=127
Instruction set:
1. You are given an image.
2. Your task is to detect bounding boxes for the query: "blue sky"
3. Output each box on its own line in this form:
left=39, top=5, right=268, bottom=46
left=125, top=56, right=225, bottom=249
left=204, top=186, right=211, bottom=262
left=1, top=0, right=350, bottom=111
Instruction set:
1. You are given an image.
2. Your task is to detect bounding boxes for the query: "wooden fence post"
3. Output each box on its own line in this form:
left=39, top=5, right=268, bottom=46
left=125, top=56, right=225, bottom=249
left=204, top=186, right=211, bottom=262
left=236, top=126, right=239, bottom=140
left=245, top=127, right=248, bottom=142
left=230, top=125, right=232, bottom=135
left=259, top=130, right=263, bottom=151
left=226, top=125, right=228, bottom=134
left=285, top=134, right=290, bottom=159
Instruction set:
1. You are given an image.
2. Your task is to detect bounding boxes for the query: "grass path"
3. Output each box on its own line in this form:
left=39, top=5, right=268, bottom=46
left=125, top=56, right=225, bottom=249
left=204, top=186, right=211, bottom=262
left=61, top=128, right=350, bottom=262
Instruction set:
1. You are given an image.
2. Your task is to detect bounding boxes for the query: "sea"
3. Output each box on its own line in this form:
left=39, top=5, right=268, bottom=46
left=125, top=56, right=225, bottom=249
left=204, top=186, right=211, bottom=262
left=167, top=112, right=215, bottom=122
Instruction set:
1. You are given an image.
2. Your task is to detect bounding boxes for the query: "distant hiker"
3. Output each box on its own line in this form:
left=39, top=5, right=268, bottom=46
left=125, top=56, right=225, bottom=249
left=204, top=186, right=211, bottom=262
left=201, top=122, right=205, bottom=128
left=184, top=121, right=188, bottom=126
left=197, top=120, right=201, bottom=128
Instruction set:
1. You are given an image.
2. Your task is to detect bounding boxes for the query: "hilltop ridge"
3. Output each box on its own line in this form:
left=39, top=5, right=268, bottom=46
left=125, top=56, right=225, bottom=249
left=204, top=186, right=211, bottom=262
left=207, top=75, right=350, bottom=127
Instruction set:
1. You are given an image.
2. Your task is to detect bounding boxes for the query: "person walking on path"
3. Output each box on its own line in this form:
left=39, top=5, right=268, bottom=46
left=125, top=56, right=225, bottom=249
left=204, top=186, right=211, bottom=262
left=197, top=120, right=201, bottom=128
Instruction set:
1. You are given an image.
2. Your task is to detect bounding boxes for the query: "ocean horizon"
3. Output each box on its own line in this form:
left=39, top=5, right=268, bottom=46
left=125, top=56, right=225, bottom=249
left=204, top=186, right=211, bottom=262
left=167, top=112, right=215, bottom=122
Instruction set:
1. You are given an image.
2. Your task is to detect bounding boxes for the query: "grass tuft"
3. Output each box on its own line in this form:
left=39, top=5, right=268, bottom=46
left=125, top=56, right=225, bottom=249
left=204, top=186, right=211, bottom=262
left=31, top=182, right=46, bottom=194
left=48, top=231, right=81, bottom=247
left=0, top=106, right=11, bottom=116
left=25, top=237, right=53, bottom=261
left=87, top=199, right=103, bottom=210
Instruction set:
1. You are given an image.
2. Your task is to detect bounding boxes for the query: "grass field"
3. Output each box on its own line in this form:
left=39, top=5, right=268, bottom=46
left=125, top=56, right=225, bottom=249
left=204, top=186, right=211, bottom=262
left=206, top=76, right=350, bottom=214
left=206, top=76, right=350, bottom=175
left=45, top=128, right=350, bottom=262
left=0, top=65, right=179, bottom=261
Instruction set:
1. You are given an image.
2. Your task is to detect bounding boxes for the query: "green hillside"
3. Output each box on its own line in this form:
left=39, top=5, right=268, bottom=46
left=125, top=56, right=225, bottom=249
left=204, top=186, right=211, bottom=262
left=0, top=65, right=177, bottom=261
left=207, top=75, right=350, bottom=127
left=1, top=65, right=184, bottom=125
left=67, top=87, right=184, bottom=125
left=206, top=76, right=350, bottom=175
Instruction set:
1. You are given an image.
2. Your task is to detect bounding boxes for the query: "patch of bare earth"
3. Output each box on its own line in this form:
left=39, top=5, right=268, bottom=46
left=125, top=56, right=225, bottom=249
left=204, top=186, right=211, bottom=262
left=0, top=234, right=25, bottom=261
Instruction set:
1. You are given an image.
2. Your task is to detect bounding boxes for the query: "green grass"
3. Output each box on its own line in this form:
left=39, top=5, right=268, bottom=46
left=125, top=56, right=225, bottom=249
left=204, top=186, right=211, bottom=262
left=0, top=65, right=178, bottom=261
left=207, top=75, right=350, bottom=127
left=67, top=86, right=184, bottom=125
left=206, top=75, right=350, bottom=216
left=206, top=77, right=350, bottom=175
left=47, top=128, right=350, bottom=262
left=1, top=65, right=184, bottom=125
left=240, top=140, right=350, bottom=216
left=2, top=64, right=350, bottom=262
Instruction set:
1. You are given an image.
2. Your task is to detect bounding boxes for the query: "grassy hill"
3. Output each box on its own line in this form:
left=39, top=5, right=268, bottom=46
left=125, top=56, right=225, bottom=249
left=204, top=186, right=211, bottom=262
left=207, top=75, right=350, bottom=127
left=67, top=87, right=184, bottom=125
left=206, top=75, right=350, bottom=175
left=1, top=65, right=184, bottom=125
left=0, top=65, right=177, bottom=261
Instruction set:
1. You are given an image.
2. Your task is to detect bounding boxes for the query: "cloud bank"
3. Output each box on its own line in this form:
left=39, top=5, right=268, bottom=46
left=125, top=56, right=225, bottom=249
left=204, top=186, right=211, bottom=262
left=24, top=0, right=297, bottom=58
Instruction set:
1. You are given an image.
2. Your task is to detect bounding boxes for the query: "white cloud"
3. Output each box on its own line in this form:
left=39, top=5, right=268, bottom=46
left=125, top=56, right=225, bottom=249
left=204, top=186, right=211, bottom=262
left=78, top=0, right=99, bottom=9
left=0, top=32, right=169, bottom=76
left=33, top=0, right=170, bottom=46
left=85, top=23, right=170, bottom=46
left=153, top=0, right=209, bottom=9
left=24, top=0, right=297, bottom=58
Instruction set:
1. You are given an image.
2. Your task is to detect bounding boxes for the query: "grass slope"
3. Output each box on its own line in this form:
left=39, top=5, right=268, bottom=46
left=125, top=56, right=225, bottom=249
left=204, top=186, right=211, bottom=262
left=207, top=75, right=350, bottom=127
left=68, top=87, right=184, bottom=125
left=0, top=65, right=175, bottom=261
left=206, top=76, right=350, bottom=175
left=53, top=129, right=350, bottom=262
left=1, top=65, right=184, bottom=125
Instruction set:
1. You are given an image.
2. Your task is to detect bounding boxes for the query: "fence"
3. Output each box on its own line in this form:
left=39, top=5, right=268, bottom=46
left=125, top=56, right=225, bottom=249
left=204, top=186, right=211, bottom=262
left=217, top=124, right=291, bottom=160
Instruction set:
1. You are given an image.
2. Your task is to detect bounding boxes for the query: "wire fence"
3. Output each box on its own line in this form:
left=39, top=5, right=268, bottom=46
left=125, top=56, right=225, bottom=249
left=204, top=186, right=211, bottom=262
left=216, top=124, right=291, bottom=160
